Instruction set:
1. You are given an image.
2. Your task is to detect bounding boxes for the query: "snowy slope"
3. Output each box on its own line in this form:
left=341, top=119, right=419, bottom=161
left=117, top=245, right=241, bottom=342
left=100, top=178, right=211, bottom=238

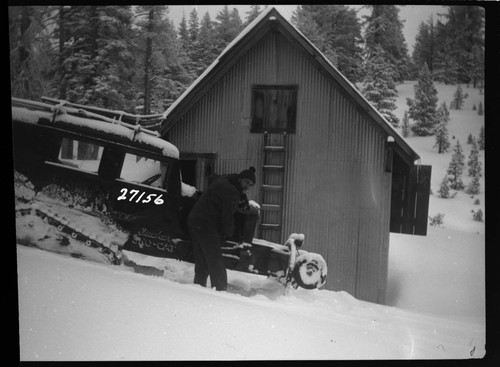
left=387, top=82, right=486, bottom=320
left=17, top=245, right=484, bottom=360
left=16, top=82, right=486, bottom=360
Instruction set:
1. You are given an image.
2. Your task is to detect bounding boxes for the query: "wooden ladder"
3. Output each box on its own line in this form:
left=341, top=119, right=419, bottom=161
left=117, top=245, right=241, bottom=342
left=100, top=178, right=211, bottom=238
left=259, top=132, right=287, bottom=244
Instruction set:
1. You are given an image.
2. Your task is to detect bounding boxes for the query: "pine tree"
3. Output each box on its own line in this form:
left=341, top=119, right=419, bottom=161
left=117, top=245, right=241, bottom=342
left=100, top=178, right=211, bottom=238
left=438, top=175, right=452, bottom=198
left=190, top=12, right=219, bottom=76
left=433, top=104, right=450, bottom=153
left=412, top=16, right=435, bottom=75
left=133, top=6, right=187, bottom=113
left=9, top=6, right=53, bottom=99
left=447, top=140, right=465, bottom=190
left=477, top=101, right=483, bottom=115
left=440, top=101, right=450, bottom=123
left=175, top=13, right=197, bottom=87
left=178, top=14, right=189, bottom=50
left=292, top=5, right=363, bottom=83
left=465, top=174, right=480, bottom=195
left=291, top=6, right=325, bottom=48
left=59, top=6, right=136, bottom=110
left=451, top=84, right=468, bottom=110
left=182, top=8, right=203, bottom=80
left=467, top=138, right=482, bottom=177
left=433, top=23, right=460, bottom=84
left=407, top=63, right=439, bottom=136
left=188, top=8, right=199, bottom=42
left=471, top=208, right=483, bottom=222
left=478, top=125, right=485, bottom=150
left=361, top=46, right=399, bottom=127
left=244, top=5, right=262, bottom=26
left=363, top=5, right=411, bottom=82
left=229, top=8, right=243, bottom=35
left=401, top=110, right=410, bottom=138
left=443, top=6, right=485, bottom=86
left=135, top=6, right=165, bottom=113
left=215, top=5, right=243, bottom=53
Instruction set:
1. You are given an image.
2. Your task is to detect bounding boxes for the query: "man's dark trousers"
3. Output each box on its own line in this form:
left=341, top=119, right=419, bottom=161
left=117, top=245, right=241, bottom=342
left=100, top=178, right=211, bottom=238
left=188, top=219, right=227, bottom=291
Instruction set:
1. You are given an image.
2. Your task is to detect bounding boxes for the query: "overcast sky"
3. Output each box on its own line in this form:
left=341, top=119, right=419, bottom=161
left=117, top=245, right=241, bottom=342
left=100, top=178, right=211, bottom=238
left=166, top=4, right=447, bottom=53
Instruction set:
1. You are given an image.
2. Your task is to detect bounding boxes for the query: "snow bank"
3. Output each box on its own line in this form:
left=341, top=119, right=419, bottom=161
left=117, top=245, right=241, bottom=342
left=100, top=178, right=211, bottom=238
left=17, top=245, right=485, bottom=360
left=388, top=228, right=485, bottom=320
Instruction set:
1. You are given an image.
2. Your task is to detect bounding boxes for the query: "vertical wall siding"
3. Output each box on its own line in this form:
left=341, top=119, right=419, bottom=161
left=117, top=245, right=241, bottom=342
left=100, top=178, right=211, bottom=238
left=167, top=31, right=391, bottom=303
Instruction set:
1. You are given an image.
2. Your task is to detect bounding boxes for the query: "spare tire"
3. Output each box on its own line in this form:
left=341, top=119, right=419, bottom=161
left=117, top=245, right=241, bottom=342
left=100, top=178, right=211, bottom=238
left=293, top=253, right=327, bottom=289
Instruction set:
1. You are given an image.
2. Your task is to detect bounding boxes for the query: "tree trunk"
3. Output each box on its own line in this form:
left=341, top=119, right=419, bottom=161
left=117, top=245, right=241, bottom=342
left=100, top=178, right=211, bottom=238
left=58, top=6, right=67, bottom=99
left=143, top=9, right=154, bottom=115
left=19, top=7, right=32, bottom=97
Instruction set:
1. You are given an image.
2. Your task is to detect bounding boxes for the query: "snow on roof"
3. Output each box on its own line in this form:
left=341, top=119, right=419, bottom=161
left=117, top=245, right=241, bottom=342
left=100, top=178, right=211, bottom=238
left=12, top=106, right=180, bottom=159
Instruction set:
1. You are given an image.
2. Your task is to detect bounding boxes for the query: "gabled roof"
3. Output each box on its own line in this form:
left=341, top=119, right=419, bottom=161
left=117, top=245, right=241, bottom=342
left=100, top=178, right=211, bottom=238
left=161, top=6, right=419, bottom=164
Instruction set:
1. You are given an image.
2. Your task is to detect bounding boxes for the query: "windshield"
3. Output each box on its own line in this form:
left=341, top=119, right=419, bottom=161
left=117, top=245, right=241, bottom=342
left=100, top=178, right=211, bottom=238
left=121, top=153, right=168, bottom=188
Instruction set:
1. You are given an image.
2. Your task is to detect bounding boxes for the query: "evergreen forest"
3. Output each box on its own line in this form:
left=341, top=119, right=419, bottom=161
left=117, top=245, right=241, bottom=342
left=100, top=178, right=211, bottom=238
left=9, top=5, right=485, bottom=116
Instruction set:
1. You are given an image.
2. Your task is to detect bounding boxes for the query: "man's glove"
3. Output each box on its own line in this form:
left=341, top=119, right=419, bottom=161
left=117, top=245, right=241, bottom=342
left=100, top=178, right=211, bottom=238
left=236, top=242, right=252, bottom=249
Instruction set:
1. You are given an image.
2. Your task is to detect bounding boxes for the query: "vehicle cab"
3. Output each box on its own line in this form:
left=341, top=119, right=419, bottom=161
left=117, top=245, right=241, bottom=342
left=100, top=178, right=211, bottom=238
left=11, top=97, right=193, bottom=239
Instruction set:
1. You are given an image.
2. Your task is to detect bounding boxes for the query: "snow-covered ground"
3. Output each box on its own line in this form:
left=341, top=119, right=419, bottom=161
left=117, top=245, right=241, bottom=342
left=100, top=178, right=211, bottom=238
left=388, top=82, right=486, bottom=322
left=15, top=82, right=486, bottom=360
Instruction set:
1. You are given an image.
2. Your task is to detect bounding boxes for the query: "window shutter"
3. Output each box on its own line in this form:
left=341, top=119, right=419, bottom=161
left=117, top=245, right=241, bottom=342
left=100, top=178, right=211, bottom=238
left=390, top=162, right=432, bottom=236
left=251, top=85, right=297, bottom=133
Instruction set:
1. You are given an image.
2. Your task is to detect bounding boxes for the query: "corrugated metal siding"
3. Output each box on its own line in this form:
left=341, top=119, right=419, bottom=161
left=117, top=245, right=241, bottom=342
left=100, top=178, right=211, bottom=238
left=167, top=31, right=392, bottom=303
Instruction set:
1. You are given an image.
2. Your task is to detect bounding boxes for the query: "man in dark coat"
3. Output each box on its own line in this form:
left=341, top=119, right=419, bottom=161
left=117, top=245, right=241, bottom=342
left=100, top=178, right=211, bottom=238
left=187, top=167, right=256, bottom=291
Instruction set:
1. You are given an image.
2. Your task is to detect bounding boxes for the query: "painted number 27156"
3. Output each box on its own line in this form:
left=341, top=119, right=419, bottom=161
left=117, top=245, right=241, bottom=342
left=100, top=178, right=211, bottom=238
left=117, top=188, right=164, bottom=205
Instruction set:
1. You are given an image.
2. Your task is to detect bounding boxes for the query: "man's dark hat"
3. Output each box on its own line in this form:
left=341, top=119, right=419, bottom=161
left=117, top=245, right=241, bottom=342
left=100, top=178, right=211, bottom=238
left=238, top=166, right=256, bottom=184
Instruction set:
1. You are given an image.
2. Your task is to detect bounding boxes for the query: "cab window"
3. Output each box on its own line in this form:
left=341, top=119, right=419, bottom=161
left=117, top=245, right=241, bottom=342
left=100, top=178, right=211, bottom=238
left=58, top=138, right=103, bottom=172
left=121, top=153, right=168, bottom=188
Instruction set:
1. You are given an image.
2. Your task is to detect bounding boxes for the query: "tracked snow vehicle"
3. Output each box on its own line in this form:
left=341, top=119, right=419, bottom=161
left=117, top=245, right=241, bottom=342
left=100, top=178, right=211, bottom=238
left=12, top=97, right=327, bottom=290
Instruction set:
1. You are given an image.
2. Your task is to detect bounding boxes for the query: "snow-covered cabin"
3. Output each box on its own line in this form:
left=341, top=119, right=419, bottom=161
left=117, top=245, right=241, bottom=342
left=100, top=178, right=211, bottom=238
left=160, top=7, right=431, bottom=304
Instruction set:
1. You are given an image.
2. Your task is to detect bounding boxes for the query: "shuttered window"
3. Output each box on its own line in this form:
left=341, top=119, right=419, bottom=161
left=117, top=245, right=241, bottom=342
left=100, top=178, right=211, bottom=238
left=390, top=153, right=432, bottom=236
left=251, top=85, right=297, bottom=133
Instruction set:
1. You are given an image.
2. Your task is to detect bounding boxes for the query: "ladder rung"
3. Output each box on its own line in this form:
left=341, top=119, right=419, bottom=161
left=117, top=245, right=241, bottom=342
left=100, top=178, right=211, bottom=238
left=261, top=184, right=283, bottom=191
left=261, top=204, right=281, bottom=211
left=263, top=165, right=284, bottom=170
left=260, top=223, right=281, bottom=230
left=264, top=146, right=285, bottom=151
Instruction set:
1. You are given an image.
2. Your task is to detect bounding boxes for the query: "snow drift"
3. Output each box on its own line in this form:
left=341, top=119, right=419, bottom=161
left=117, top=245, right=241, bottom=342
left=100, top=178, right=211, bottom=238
left=17, top=245, right=484, bottom=360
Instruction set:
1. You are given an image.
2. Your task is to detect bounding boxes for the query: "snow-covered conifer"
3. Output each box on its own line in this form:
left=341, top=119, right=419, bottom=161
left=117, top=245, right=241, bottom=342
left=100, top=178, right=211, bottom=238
left=401, top=110, right=410, bottom=138
left=407, top=64, right=439, bottom=136
left=467, top=138, right=482, bottom=177
left=440, top=101, right=450, bottom=123
left=477, top=101, right=483, bottom=115
left=361, top=46, right=400, bottom=127
left=451, top=84, right=468, bottom=110
left=478, top=125, right=485, bottom=150
left=438, top=175, right=452, bottom=198
left=433, top=104, right=450, bottom=153
left=465, top=174, right=480, bottom=195
left=446, top=140, right=465, bottom=190
left=472, top=208, right=483, bottom=222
